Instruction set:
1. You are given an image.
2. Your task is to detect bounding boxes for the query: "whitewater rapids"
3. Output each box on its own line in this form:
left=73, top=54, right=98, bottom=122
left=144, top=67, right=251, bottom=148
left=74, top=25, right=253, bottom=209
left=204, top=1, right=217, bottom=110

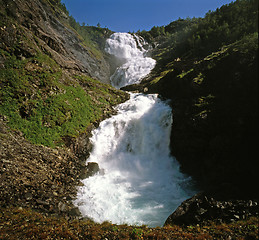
left=74, top=33, right=194, bottom=227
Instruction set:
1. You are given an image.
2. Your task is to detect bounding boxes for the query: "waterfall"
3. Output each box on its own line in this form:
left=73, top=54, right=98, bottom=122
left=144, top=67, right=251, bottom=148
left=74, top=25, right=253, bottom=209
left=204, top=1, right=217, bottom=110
left=74, top=33, right=194, bottom=227
left=105, top=32, right=156, bottom=88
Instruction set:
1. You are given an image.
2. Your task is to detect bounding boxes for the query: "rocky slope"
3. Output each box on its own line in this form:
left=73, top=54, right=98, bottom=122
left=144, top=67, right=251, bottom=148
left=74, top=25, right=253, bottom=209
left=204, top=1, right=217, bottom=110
left=0, top=0, right=110, bottom=83
left=0, top=0, right=129, bottom=218
left=0, top=116, right=82, bottom=216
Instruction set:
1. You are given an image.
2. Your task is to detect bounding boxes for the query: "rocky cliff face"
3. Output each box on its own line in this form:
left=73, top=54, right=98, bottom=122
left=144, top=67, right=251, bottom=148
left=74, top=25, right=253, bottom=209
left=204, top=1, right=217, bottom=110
left=123, top=31, right=258, bottom=227
left=0, top=0, right=110, bottom=83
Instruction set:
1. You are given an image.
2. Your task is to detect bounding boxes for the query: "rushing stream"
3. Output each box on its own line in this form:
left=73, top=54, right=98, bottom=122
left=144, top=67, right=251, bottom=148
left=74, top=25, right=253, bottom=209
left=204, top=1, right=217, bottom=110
left=74, top=33, right=194, bottom=227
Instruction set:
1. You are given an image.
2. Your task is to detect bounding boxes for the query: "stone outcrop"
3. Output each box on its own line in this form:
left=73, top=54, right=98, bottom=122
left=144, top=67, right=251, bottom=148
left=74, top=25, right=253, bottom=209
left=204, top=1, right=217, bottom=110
left=80, top=162, right=102, bottom=179
left=165, top=193, right=259, bottom=226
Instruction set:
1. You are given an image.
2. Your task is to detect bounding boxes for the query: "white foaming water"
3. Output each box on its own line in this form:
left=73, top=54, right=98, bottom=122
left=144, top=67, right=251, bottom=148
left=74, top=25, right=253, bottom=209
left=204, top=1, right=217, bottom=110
left=74, top=93, right=193, bottom=226
left=105, top=32, right=156, bottom=88
left=74, top=32, right=194, bottom=227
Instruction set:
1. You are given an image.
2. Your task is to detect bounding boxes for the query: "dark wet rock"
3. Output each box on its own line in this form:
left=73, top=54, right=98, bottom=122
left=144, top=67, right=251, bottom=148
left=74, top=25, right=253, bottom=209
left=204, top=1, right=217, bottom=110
left=80, top=162, right=104, bottom=179
left=164, top=193, right=259, bottom=226
left=64, top=131, right=93, bottom=162
left=86, top=162, right=100, bottom=178
left=79, top=167, right=88, bottom=179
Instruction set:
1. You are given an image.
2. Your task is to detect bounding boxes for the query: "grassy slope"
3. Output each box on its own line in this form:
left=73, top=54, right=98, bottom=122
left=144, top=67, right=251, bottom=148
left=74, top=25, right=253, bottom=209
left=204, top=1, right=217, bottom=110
left=0, top=4, right=128, bottom=148
left=0, top=49, right=127, bottom=147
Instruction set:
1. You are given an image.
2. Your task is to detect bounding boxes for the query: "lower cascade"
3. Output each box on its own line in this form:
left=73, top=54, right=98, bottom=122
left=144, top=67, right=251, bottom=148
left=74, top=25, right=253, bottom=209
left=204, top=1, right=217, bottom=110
left=74, top=32, right=194, bottom=227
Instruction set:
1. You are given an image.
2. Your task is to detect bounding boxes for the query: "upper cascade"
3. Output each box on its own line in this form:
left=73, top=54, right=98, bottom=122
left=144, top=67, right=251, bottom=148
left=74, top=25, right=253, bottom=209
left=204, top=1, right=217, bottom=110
left=105, top=32, right=156, bottom=88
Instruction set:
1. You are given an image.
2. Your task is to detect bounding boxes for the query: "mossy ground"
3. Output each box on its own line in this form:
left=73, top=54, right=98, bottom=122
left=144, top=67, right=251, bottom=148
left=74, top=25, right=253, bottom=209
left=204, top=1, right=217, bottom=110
left=0, top=207, right=258, bottom=240
left=0, top=50, right=128, bottom=147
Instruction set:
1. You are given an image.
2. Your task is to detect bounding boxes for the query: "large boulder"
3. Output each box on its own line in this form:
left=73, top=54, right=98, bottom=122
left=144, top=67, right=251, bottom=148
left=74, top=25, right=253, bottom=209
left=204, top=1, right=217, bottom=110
left=80, top=162, right=101, bottom=179
left=164, top=193, right=259, bottom=226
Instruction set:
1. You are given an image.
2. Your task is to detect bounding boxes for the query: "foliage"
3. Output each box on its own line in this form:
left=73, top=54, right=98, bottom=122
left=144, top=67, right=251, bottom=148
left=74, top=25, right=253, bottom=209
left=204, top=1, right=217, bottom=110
left=138, top=0, right=258, bottom=197
left=140, top=0, right=258, bottom=66
left=69, top=23, right=113, bottom=55
left=0, top=207, right=258, bottom=239
left=0, top=51, right=127, bottom=147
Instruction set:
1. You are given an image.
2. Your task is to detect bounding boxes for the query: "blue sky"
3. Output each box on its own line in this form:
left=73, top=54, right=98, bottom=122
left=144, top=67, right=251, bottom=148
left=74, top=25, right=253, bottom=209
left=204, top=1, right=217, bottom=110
left=61, top=0, right=234, bottom=32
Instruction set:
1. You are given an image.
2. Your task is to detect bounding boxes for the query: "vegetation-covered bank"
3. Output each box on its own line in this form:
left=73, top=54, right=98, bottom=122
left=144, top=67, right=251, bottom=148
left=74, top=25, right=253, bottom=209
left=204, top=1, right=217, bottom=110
left=0, top=0, right=128, bottom=221
left=0, top=51, right=128, bottom=147
left=125, top=0, right=258, bottom=200
left=0, top=0, right=128, bottom=148
left=0, top=207, right=258, bottom=240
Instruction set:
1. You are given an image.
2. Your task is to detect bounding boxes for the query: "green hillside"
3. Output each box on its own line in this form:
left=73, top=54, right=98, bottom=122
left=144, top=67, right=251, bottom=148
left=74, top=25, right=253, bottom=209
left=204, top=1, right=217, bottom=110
left=0, top=0, right=128, bottom=148
left=125, top=0, right=258, bottom=199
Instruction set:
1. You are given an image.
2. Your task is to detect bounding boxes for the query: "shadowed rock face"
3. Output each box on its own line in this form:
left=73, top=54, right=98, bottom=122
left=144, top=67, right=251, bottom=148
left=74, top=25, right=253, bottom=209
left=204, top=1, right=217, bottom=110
left=164, top=193, right=259, bottom=226
left=123, top=29, right=258, bottom=226
left=124, top=37, right=259, bottom=200
left=0, top=0, right=110, bottom=84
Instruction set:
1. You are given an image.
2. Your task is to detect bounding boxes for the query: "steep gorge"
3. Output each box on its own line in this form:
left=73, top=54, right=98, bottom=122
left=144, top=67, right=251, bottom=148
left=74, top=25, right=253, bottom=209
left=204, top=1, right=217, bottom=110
left=0, top=0, right=258, bottom=237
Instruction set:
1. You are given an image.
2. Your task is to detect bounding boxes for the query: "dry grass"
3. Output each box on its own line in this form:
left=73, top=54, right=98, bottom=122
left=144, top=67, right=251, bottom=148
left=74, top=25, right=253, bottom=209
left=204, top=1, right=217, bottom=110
left=0, top=207, right=258, bottom=240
